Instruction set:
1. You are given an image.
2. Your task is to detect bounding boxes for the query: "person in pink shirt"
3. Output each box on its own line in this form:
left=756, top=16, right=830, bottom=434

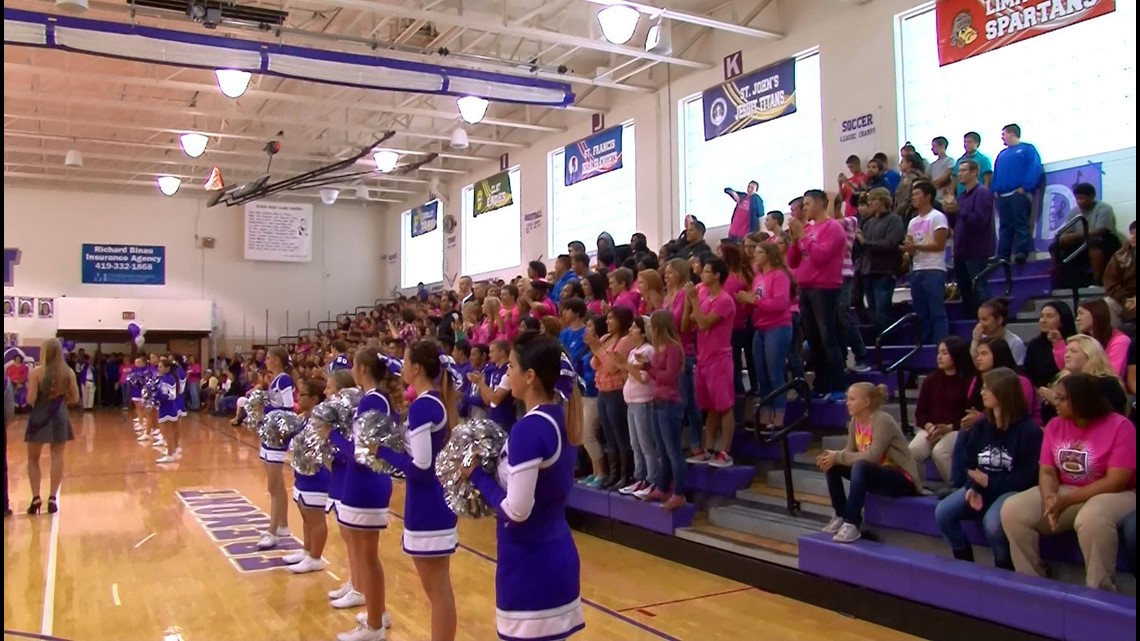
left=582, top=273, right=609, bottom=318
left=637, top=269, right=665, bottom=316
left=471, top=296, right=503, bottom=346
left=724, top=181, right=763, bottom=241
left=609, top=268, right=642, bottom=314
left=837, top=155, right=868, bottom=219
left=664, top=258, right=703, bottom=452
left=721, top=244, right=756, bottom=425
left=1001, top=373, right=1136, bottom=591
left=643, top=310, right=687, bottom=510
left=498, top=285, right=523, bottom=343
left=527, top=280, right=558, bottom=319
left=736, top=243, right=795, bottom=431
left=683, top=257, right=737, bottom=468
left=787, top=189, right=847, bottom=402
left=1077, top=299, right=1132, bottom=377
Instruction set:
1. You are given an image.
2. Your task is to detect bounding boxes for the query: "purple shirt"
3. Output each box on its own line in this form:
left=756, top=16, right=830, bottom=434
left=953, top=183, right=996, bottom=261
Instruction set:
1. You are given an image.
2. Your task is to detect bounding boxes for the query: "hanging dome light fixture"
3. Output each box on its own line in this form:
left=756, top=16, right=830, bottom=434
left=373, top=149, right=399, bottom=173
left=456, top=96, right=490, bottom=125
left=214, top=69, right=252, bottom=98
left=156, top=175, right=182, bottom=196
left=179, top=132, right=209, bottom=158
left=597, top=4, right=640, bottom=45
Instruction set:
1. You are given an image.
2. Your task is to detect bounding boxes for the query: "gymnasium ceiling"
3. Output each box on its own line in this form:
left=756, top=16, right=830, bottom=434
left=2, top=0, right=785, bottom=204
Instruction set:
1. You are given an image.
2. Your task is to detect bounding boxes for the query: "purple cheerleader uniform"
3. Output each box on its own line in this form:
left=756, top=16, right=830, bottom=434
left=486, top=363, right=517, bottom=430
left=261, top=373, right=294, bottom=464
left=293, top=418, right=331, bottom=509
left=129, top=366, right=147, bottom=402
left=470, top=404, right=585, bottom=641
left=380, top=390, right=458, bottom=557
left=156, top=373, right=180, bottom=424
left=175, top=365, right=188, bottom=417
left=334, top=389, right=393, bottom=530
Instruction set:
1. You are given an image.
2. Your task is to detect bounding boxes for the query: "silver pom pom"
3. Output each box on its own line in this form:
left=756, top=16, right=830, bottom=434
left=435, top=418, right=508, bottom=519
left=259, top=410, right=302, bottom=450
left=352, top=410, right=403, bottom=475
left=243, top=389, right=269, bottom=432
left=291, top=422, right=333, bottom=476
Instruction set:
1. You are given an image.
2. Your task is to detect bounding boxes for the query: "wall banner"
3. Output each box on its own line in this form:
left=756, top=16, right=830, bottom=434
left=473, top=171, right=513, bottom=217
left=701, top=57, right=796, bottom=142
left=936, top=0, right=1115, bottom=66
left=563, top=125, right=623, bottom=187
left=81, top=244, right=166, bottom=285
left=411, top=201, right=439, bottom=237
left=244, top=201, right=313, bottom=263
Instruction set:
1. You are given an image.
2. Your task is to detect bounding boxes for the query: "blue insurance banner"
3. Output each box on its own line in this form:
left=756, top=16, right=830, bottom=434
left=411, top=201, right=439, bottom=237
left=702, top=58, right=796, bottom=141
left=81, top=244, right=166, bottom=285
left=564, top=125, right=623, bottom=186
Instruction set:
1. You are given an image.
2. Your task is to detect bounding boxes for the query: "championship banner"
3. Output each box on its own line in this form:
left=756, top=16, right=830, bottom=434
left=701, top=57, right=796, bottom=142
left=564, top=126, right=623, bottom=186
left=473, top=170, right=513, bottom=217
left=936, top=0, right=1115, bottom=67
left=410, top=201, right=439, bottom=237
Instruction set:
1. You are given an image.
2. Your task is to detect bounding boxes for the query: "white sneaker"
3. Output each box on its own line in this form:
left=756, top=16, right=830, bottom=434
left=356, top=611, right=393, bottom=629
left=256, top=533, right=279, bottom=550
left=275, top=527, right=291, bottom=538
left=833, top=523, right=862, bottom=543
left=152, top=440, right=166, bottom=451
left=282, top=550, right=307, bottom=565
left=156, top=454, right=179, bottom=464
left=618, top=480, right=643, bottom=495
left=328, top=582, right=354, bottom=600
left=336, top=621, right=385, bottom=641
left=822, top=516, right=845, bottom=533
left=632, top=483, right=656, bottom=499
left=331, top=589, right=366, bottom=609
left=287, top=556, right=327, bottom=574
left=136, top=432, right=151, bottom=442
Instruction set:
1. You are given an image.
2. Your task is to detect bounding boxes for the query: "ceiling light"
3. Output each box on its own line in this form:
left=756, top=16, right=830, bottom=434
left=214, top=69, right=252, bottom=98
left=457, top=96, right=489, bottom=124
left=55, top=0, right=89, bottom=13
left=597, top=4, right=640, bottom=45
left=64, top=149, right=84, bottom=168
left=320, top=188, right=339, bottom=205
left=179, top=132, right=209, bottom=158
left=157, top=175, right=182, bottom=196
left=356, top=186, right=370, bottom=201
left=373, top=149, right=399, bottom=173
left=450, top=127, right=469, bottom=150
left=645, top=19, right=672, bottom=54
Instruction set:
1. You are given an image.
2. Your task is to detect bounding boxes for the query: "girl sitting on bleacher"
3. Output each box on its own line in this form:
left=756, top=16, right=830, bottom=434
left=935, top=367, right=1041, bottom=569
left=910, top=336, right=975, bottom=485
left=1000, top=373, right=1136, bottom=591
left=817, top=383, right=923, bottom=543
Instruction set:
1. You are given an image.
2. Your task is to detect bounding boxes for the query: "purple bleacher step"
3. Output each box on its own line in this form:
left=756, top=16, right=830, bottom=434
left=875, top=344, right=938, bottom=371
left=1062, top=584, right=1137, bottom=641
left=566, top=484, right=610, bottom=518
left=684, top=464, right=757, bottom=497
left=863, top=494, right=1131, bottom=570
left=730, top=430, right=811, bottom=461
left=784, top=399, right=850, bottom=430
left=608, top=492, right=697, bottom=535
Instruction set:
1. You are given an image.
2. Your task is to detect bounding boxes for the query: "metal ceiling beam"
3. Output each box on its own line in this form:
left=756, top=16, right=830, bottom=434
left=3, top=90, right=527, bottom=149
left=580, top=0, right=783, bottom=39
left=2, top=62, right=565, bottom=134
left=318, top=0, right=710, bottom=69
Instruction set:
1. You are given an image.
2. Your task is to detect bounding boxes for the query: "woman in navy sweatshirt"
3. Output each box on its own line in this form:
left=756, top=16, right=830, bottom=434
left=935, top=367, right=1041, bottom=569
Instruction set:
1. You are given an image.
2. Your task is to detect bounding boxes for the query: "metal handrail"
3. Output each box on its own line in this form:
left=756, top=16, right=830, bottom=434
left=354, top=306, right=374, bottom=316
left=974, top=258, right=1013, bottom=298
left=875, top=312, right=922, bottom=435
left=1055, top=214, right=1090, bottom=312
left=753, top=377, right=810, bottom=515
left=316, top=321, right=336, bottom=333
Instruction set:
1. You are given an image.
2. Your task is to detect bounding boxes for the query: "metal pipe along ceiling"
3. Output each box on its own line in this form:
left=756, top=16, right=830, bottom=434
left=2, top=8, right=576, bottom=107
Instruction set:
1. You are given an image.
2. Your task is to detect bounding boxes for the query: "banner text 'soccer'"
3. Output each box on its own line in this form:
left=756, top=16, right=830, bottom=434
left=564, top=126, right=623, bottom=186
left=473, top=170, right=513, bottom=217
left=411, top=201, right=439, bottom=237
left=701, top=58, right=796, bottom=141
left=936, top=0, right=1115, bottom=66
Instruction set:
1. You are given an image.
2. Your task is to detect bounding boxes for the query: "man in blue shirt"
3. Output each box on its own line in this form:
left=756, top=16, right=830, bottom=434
left=548, top=254, right=577, bottom=304
left=952, top=131, right=993, bottom=195
left=991, top=123, right=1043, bottom=264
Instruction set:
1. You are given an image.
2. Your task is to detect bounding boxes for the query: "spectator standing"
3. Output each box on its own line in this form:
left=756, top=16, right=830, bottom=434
left=953, top=132, right=993, bottom=195
left=929, top=136, right=955, bottom=195
left=991, top=124, right=1043, bottom=264
left=951, top=159, right=996, bottom=318
left=857, top=188, right=905, bottom=334
left=904, top=181, right=951, bottom=345
left=837, top=156, right=867, bottom=218
left=724, top=182, right=765, bottom=241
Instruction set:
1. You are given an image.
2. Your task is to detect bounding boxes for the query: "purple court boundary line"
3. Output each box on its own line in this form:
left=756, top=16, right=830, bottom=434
left=4, top=630, right=76, bottom=641
left=204, top=422, right=684, bottom=641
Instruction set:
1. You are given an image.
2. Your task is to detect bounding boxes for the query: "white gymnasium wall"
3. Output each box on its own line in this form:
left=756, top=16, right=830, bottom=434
left=2, top=187, right=389, bottom=342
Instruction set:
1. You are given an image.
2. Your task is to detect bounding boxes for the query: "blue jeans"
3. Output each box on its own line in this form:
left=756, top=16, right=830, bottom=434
left=752, top=325, right=792, bottom=412
left=1121, top=511, right=1137, bottom=571
left=652, top=400, right=686, bottom=495
left=788, top=312, right=805, bottom=379
left=825, top=460, right=916, bottom=526
left=800, top=288, right=844, bottom=393
left=678, top=355, right=703, bottom=449
left=864, top=274, right=897, bottom=335
left=598, top=391, right=630, bottom=477
left=935, top=487, right=1015, bottom=568
left=626, top=402, right=656, bottom=482
left=996, top=192, right=1033, bottom=260
left=837, top=277, right=868, bottom=364
left=954, top=258, right=992, bottom=320
left=120, top=383, right=131, bottom=409
left=187, top=381, right=201, bottom=411
left=909, top=270, right=949, bottom=345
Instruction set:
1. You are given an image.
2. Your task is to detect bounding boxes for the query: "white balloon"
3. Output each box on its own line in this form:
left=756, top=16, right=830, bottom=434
left=134, top=336, right=145, bottom=348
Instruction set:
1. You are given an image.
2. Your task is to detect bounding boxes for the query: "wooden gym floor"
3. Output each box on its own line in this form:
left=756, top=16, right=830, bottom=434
left=3, top=410, right=922, bottom=641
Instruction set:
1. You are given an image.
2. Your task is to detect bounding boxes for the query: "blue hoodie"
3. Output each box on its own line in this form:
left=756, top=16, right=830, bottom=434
left=957, top=413, right=1042, bottom=507
left=992, top=142, right=1043, bottom=194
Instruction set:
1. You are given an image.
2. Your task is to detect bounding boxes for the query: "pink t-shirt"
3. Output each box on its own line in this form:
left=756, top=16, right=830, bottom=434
left=696, top=289, right=735, bottom=364
left=1106, top=329, right=1131, bottom=378
left=729, top=198, right=752, bottom=238
left=613, top=290, right=642, bottom=315
left=750, top=269, right=793, bottom=331
left=1041, top=413, right=1136, bottom=489
left=586, top=299, right=606, bottom=318
left=787, top=218, right=845, bottom=289
left=623, top=343, right=656, bottom=404
left=724, top=273, right=749, bottom=330
left=500, top=307, right=522, bottom=342
left=670, top=290, right=696, bottom=357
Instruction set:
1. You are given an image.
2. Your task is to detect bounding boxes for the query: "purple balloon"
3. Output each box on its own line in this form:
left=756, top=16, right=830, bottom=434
left=61, top=339, right=76, bottom=353
left=127, top=323, right=140, bottom=339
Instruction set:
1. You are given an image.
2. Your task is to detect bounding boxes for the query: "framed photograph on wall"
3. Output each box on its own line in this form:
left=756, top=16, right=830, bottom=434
left=38, top=297, right=54, bottom=319
left=3, top=296, right=13, bottom=318
left=16, top=297, right=34, bottom=318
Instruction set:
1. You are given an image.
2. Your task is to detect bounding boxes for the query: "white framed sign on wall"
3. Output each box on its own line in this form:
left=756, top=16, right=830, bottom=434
left=244, top=201, right=314, bottom=262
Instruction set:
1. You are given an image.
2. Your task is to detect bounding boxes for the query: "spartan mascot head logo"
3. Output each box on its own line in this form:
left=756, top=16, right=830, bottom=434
left=950, top=10, right=978, bottom=48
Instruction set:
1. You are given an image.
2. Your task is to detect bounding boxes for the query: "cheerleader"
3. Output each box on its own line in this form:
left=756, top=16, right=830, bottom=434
left=333, top=347, right=395, bottom=641
left=174, top=356, right=188, bottom=419
left=147, top=353, right=163, bottom=445
left=284, top=377, right=330, bottom=574
left=322, top=370, right=361, bottom=602
left=155, top=359, right=182, bottom=464
left=130, top=356, right=148, bottom=440
left=466, top=333, right=586, bottom=641
left=256, top=346, right=293, bottom=550
left=379, top=340, right=458, bottom=641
